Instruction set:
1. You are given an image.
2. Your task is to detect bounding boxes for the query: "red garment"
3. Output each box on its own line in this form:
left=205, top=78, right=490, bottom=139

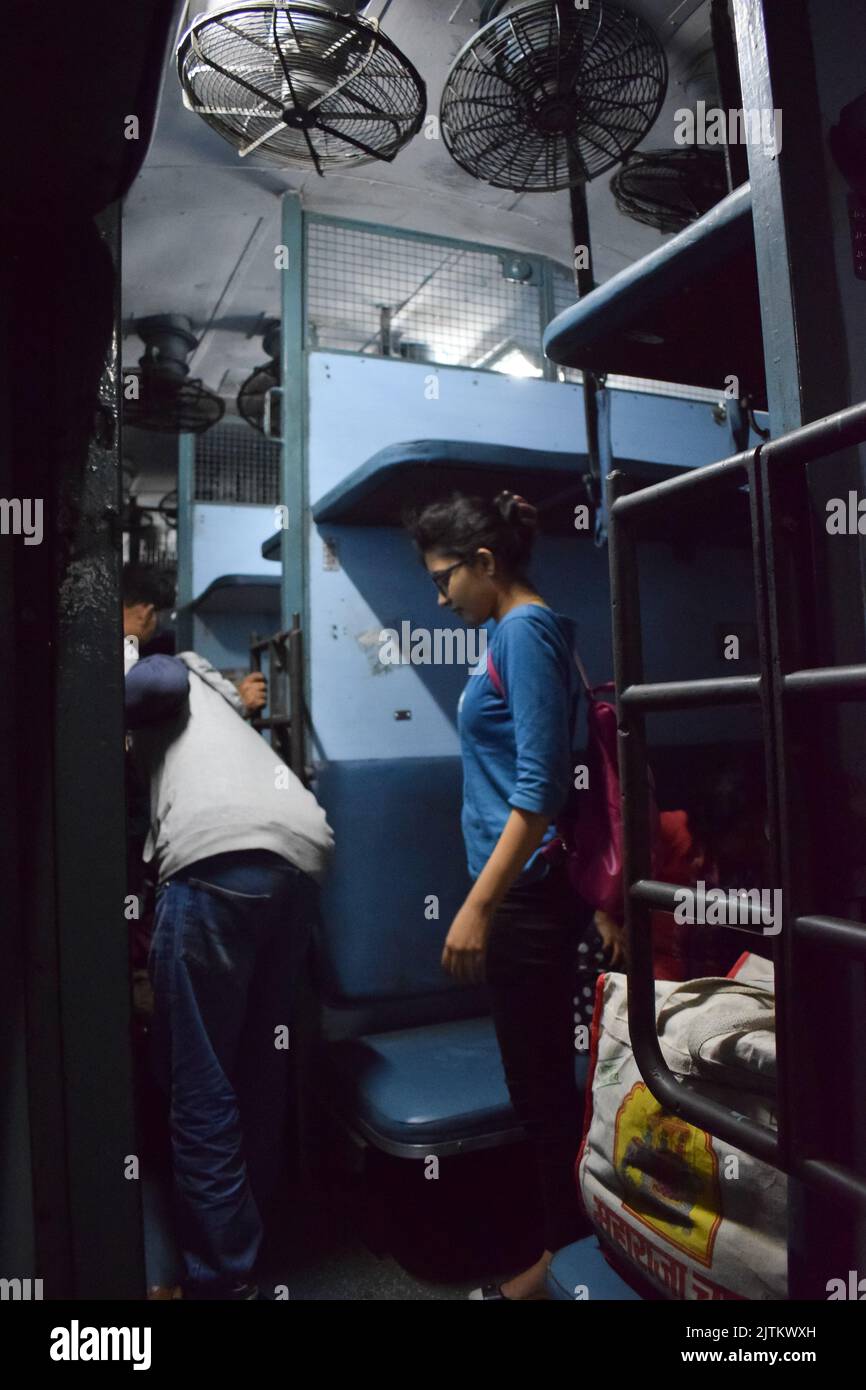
left=651, top=810, right=699, bottom=981
left=650, top=810, right=742, bottom=981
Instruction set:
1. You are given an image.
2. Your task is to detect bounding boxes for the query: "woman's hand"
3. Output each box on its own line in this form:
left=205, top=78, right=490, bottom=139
left=594, top=910, right=628, bottom=968
left=442, top=900, right=493, bottom=984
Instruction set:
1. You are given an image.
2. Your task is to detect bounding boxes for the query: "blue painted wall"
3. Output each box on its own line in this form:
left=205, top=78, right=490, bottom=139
left=305, top=353, right=761, bottom=761
left=188, top=503, right=278, bottom=667
left=192, top=503, right=276, bottom=595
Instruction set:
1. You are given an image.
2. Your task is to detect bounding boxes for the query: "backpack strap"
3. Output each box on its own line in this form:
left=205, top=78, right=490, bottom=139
left=571, top=644, right=594, bottom=699
left=486, top=650, right=504, bottom=698
left=488, top=640, right=596, bottom=700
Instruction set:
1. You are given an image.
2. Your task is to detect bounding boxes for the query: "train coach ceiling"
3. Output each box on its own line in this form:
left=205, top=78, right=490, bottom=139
left=123, top=0, right=719, bottom=400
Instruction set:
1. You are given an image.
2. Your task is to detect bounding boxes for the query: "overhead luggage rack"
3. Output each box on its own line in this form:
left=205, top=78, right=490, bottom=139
left=260, top=437, right=745, bottom=558
left=311, top=439, right=588, bottom=530
left=544, top=183, right=766, bottom=409
left=174, top=572, right=280, bottom=616
left=609, top=397, right=866, bottom=1207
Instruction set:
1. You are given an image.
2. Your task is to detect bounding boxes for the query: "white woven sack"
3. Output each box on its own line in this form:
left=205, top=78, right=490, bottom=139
left=578, top=961, right=786, bottom=1300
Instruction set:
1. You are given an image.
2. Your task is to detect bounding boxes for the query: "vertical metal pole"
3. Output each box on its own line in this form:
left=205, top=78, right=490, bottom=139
left=732, top=0, right=849, bottom=429
left=538, top=259, right=557, bottom=383
left=607, top=471, right=658, bottom=1068
left=710, top=0, right=749, bottom=191
left=176, top=431, right=195, bottom=649
left=732, top=0, right=863, bottom=1295
left=280, top=194, right=309, bottom=755
left=745, top=447, right=787, bottom=1147
left=568, top=179, right=605, bottom=524
left=54, top=204, right=144, bottom=1298
left=289, top=614, right=305, bottom=782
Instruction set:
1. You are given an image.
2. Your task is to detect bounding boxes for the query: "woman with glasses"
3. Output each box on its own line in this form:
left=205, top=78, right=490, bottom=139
left=405, top=490, right=590, bottom=1300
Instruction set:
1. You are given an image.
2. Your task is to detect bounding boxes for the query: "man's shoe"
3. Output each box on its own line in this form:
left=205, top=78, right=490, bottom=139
left=228, top=1282, right=260, bottom=1301
left=182, top=1280, right=259, bottom=1301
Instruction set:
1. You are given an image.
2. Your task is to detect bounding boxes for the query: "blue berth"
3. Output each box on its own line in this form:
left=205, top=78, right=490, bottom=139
left=260, top=438, right=706, bottom=559
left=543, top=183, right=766, bottom=408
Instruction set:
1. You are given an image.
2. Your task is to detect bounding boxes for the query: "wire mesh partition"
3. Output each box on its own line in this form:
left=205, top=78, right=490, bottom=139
left=304, top=217, right=734, bottom=402
left=194, top=421, right=280, bottom=504
left=306, top=217, right=550, bottom=374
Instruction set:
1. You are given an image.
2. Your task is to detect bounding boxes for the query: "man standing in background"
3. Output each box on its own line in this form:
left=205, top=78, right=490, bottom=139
left=123, top=566, right=334, bottom=1301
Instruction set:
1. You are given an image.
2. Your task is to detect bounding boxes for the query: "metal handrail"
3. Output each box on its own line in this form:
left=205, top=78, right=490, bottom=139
left=608, top=397, right=866, bottom=1208
left=630, top=878, right=775, bottom=932
left=249, top=612, right=306, bottom=784
left=621, top=675, right=762, bottom=710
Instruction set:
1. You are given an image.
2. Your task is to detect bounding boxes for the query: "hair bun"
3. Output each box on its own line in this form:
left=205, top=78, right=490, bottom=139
left=494, top=490, right=538, bottom=527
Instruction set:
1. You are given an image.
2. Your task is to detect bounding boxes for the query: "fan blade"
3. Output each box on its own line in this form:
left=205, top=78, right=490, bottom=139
left=271, top=6, right=304, bottom=114
left=238, top=119, right=287, bottom=157
left=316, top=120, right=386, bottom=161
left=189, top=28, right=281, bottom=111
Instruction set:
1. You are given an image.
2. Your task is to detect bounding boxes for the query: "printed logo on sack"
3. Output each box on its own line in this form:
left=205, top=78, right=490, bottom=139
left=613, top=1083, right=722, bottom=1267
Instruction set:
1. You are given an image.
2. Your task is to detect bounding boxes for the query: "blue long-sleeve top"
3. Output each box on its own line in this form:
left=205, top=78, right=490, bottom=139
left=457, top=604, right=578, bottom=883
left=125, top=654, right=190, bottom=728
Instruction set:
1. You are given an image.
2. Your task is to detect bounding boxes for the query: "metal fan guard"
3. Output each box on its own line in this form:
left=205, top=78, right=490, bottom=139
left=177, top=1, right=426, bottom=172
left=440, top=0, right=667, bottom=192
left=123, top=369, right=225, bottom=434
left=238, top=363, right=281, bottom=435
left=610, top=148, right=730, bottom=233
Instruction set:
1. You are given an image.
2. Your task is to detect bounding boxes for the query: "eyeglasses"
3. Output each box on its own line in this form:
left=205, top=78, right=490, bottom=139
left=430, top=559, right=467, bottom=597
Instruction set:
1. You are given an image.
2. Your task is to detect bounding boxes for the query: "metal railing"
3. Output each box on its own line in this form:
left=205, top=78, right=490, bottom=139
left=608, top=398, right=866, bottom=1203
left=249, top=612, right=306, bottom=784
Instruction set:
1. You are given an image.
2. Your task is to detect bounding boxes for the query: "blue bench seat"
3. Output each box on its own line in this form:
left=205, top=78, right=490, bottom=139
left=545, top=1238, right=645, bottom=1301
left=323, top=1017, right=590, bottom=1158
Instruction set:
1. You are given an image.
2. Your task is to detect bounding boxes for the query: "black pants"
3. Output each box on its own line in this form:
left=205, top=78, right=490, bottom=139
left=486, top=860, right=592, bottom=1253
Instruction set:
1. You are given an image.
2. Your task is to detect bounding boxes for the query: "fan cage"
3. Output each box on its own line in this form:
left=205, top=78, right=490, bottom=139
left=177, top=1, right=426, bottom=171
left=440, top=0, right=667, bottom=192
left=611, top=148, right=730, bottom=234
left=238, top=362, right=282, bottom=436
left=122, top=369, right=225, bottom=434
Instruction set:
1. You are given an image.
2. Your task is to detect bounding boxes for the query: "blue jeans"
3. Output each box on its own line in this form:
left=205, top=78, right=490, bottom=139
left=148, top=849, right=317, bottom=1296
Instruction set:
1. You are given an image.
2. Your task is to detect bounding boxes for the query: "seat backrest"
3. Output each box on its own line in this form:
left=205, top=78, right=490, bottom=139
left=313, top=758, right=483, bottom=1016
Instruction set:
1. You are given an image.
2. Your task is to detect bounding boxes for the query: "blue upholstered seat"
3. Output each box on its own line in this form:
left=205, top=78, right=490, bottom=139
left=313, top=758, right=476, bottom=1005
left=545, top=1238, right=644, bottom=1301
left=326, top=1017, right=590, bottom=1157
left=312, top=758, right=589, bottom=1156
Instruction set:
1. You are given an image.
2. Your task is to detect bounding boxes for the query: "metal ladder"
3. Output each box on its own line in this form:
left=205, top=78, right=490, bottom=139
left=608, top=398, right=866, bottom=1210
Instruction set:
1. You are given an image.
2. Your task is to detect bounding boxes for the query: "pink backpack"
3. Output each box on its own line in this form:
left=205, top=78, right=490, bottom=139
left=486, top=645, right=646, bottom=916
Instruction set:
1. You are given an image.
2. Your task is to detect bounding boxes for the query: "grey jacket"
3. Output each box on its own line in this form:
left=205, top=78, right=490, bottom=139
left=129, top=651, right=334, bottom=885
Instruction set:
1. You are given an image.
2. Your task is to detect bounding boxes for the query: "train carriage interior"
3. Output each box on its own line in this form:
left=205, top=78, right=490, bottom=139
left=3, top=0, right=866, bottom=1320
